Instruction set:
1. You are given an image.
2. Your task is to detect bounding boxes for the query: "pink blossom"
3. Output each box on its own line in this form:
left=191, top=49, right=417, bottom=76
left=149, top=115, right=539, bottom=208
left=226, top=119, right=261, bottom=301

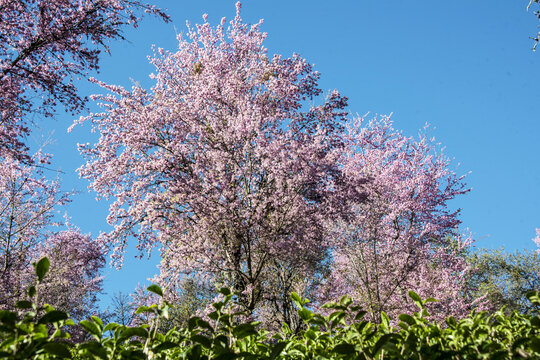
left=0, top=0, right=169, bottom=162
left=76, top=4, right=358, bottom=327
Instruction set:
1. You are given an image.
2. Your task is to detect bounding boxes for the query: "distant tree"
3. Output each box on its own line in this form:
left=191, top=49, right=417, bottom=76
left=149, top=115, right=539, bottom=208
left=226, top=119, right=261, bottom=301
left=157, top=278, right=215, bottom=332
left=0, top=0, right=169, bottom=161
left=109, top=292, right=136, bottom=326
left=129, top=278, right=215, bottom=330
left=319, top=117, right=477, bottom=322
left=75, top=3, right=363, bottom=328
left=466, top=246, right=540, bottom=314
left=0, top=154, right=67, bottom=304
left=0, top=155, right=105, bottom=320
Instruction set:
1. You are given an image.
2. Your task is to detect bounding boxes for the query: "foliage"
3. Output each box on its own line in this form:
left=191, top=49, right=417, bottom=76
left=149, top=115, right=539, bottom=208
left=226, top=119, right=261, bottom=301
left=0, top=0, right=169, bottom=161
left=1, top=258, right=539, bottom=359
left=466, top=247, right=540, bottom=315
left=75, top=2, right=364, bottom=327
left=320, top=117, right=476, bottom=322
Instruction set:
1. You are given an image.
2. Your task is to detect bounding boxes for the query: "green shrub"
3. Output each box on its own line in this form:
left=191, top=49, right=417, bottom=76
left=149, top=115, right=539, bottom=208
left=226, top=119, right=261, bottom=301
left=0, top=257, right=539, bottom=359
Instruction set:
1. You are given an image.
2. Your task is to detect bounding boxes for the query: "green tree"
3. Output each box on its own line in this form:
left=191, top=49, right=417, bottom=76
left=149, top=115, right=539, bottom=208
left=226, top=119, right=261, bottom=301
left=467, top=247, right=540, bottom=314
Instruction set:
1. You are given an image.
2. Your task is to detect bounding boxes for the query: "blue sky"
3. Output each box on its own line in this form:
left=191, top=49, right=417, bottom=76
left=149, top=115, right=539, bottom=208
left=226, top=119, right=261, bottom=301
left=32, top=0, right=540, bottom=303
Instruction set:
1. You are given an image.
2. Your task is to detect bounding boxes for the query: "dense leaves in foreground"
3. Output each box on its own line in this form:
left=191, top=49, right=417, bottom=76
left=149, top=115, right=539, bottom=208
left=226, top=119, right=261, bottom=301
left=0, top=258, right=539, bottom=359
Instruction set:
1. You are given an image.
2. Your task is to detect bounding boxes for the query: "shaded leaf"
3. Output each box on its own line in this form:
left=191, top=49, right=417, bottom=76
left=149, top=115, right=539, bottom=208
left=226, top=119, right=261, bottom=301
left=15, top=300, right=32, bottom=309
left=43, top=343, right=72, bottom=358
left=34, top=257, right=50, bottom=282
left=147, top=284, right=163, bottom=297
left=38, top=310, right=68, bottom=324
left=333, top=343, right=356, bottom=354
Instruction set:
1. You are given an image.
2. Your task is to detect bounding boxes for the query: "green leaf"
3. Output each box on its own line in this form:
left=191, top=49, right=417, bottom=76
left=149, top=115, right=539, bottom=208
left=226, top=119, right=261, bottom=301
left=298, top=308, right=313, bottom=321
left=270, top=341, right=287, bottom=360
left=152, top=341, right=178, bottom=352
left=487, top=350, right=508, bottom=360
left=191, top=334, right=212, bottom=348
left=281, top=322, right=292, bottom=335
left=27, top=285, right=36, bottom=298
left=445, top=316, right=457, bottom=328
left=188, top=316, right=202, bottom=330
left=119, top=327, right=148, bottom=341
left=329, top=310, right=346, bottom=324
left=214, top=353, right=237, bottom=360
left=34, top=257, right=50, bottom=282
left=339, top=295, right=352, bottom=308
left=214, top=334, right=229, bottom=350
left=408, top=290, right=423, bottom=308
left=233, top=323, right=257, bottom=339
left=135, top=305, right=148, bottom=314
left=197, top=319, right=214, bottom=333
left=38, top=310, right=68, bottom=324
left=120, top=349, right=146, bottom=359
left=43, top=343, right=72, bottom=358
left=91, top=316, right=103, bottom=328
left=529, top=337, right=540, bottom=353
left=190, top=344, right=202, bottom=360
left=80, top=319, right=102, bottom=337
left=147, top=284, right=163, bottom=297
left=526, top=291, right=540, bottom=305
left=290, top=292, right=302, bottom=304
left=218, top=287, right=232, bottom=296
left=320, top=301, right=338, bottom=309
left=355, top=310, right=367, bottom=321
left=333, top=343, right=356, bottom=354
left=78, top=342, right=108, bottom=358
left=15, top=300, right=32, bottom=309
left=372, top=334, right=397, bottom=356
left=398, top=314, right=416, bottom=326
left=380, top=311, right=390, bottom=329
left=208, top=311, right=219, bottom=320
left=103, top=322, right=120, bottom=332
left=0, top=310, right=17, bottom=324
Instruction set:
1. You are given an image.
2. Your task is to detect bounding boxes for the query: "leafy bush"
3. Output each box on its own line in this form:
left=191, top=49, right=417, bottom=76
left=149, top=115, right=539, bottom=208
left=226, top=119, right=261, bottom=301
left=0, top=257, right=539, bottom=359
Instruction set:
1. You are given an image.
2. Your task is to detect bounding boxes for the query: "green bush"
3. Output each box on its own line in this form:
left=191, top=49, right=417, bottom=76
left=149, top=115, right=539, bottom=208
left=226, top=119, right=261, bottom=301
left=0, top=257, right=539, bottom=359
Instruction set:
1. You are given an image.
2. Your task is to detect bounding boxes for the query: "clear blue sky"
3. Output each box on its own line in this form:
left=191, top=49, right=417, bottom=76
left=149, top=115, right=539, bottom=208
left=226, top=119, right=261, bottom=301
left=32, top=0, right=540, bottom=304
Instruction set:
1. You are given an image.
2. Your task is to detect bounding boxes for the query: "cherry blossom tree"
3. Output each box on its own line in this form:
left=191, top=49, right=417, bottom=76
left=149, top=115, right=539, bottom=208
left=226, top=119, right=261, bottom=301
left=34, top=229, right=105, bottom=320
left=76, top=3, right=363, bottom=326
left=0, top=156, right=105, bottom=321
left=0, top=154, right=67, bottom=304
left=0, top=0, right=169, bottom=161
left=319, top=117, right=478, bottom=322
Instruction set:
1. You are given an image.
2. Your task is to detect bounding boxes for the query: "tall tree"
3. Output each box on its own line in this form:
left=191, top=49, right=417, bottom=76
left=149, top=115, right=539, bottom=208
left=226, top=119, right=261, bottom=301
left=76, top=3, right=363, bottom=327
left=0, top=0, right=169, bottom=161
left=319, top=117, right=476, bottom=322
